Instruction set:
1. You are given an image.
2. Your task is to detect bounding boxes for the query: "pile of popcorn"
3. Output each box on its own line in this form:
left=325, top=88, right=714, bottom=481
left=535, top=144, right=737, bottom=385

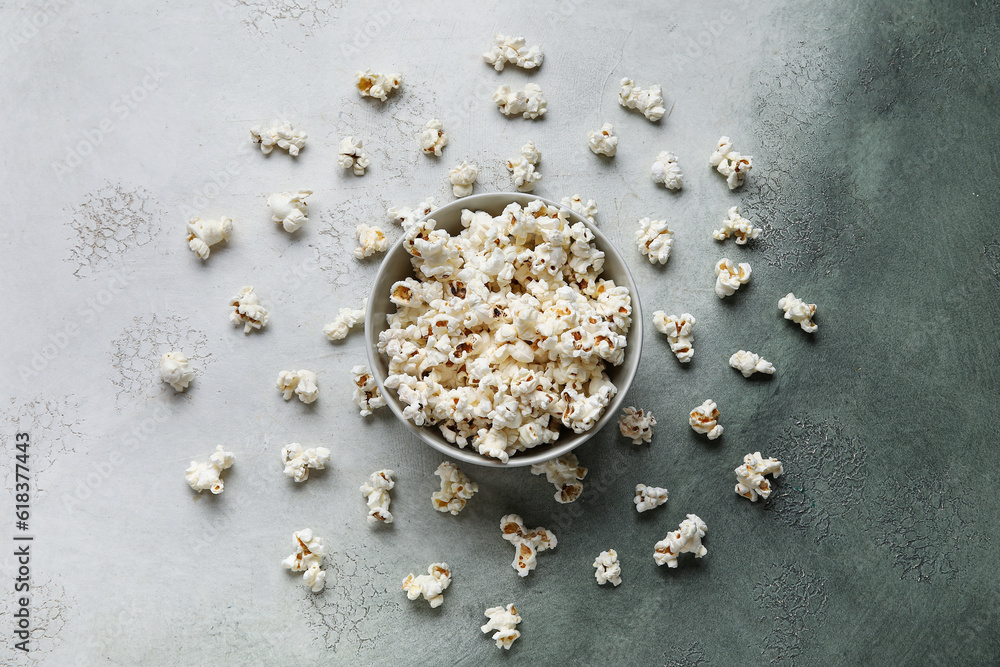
left=377, top=200, right=632, bottom=463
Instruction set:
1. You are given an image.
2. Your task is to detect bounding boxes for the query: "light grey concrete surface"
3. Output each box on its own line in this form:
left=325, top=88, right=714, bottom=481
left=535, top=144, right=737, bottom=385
left=1, top=0, right=998, bottom=664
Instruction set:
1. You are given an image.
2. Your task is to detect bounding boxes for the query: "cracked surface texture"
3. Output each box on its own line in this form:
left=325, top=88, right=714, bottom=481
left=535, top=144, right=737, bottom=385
left=1, top=0, right=998, bottom=664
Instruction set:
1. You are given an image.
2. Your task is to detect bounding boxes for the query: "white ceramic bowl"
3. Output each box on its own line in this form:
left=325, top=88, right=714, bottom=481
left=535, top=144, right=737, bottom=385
left=365, top=193, right=643, bottom=467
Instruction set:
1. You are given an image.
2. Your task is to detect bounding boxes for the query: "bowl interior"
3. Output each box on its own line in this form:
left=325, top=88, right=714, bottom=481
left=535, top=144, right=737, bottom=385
left=365, top=192, right=643, bottom=467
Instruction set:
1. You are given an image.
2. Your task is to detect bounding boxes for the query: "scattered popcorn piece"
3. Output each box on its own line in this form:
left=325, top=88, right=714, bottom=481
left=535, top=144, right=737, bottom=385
left=356, top=68, right=401, bottom=101
left=729, top=350, right=775, bottom=378
left=709, top=136, right=753, bottom=189
left=378, top=201, right=630, bottom=463
left=185, top=445, right=234, bottom=494
left=618, top=407, right=656, bottom=445
left=432, top=461, right=479, bottom=515
left=652, top=312, right=695, bottom=363
left=267, top=190, right=312, bottom=233
left=250, top=121, right=306, bottom=156
left=276, top=369, right=319, bottom=404
left=481, top=604, right=522, bottom=650
left=388, top=197, right=436, bottom=232
left=634, top=484, right=669, bottom=513
left=735, top=452, right=784, bottom=501
left=354, top=224, right=389, bottom=259
left=635, top=218, right=674, bottom=264
left=651, top=151, right=683, bottom=190
left=689, top=399, right=723, bottom=440
left=713, top=205, right=760, bottom=244
left=402, top=563, right=451, bottom=608
left=324, top=301, right=367, bottom=341
left=494, top=84, right=547, bottom=119
left=483, top=34, right=543, bottom=71
left=587, top=122, right=617, bottom=157
left=507, top=142, right=542, bottom=192
left=714, top=258, right=751, bottom=298
left=186, top=216, right=232, bottom=259
left=593, top=549, right=622, bottom=586
left=419, top=119, right=448, bottom=156
left=281, top=528, right=327, bottom=592
left=654, top=514, right=708, bottom=568
left=159, top=350, right=195, bottom=392
left=500, top=514, right=557, bottom=577
left=530, top=454, right=588, bottom=503
left=619, top=78, right=665, bottom=121
left=448, top=161, right=479, bottom=198
left=351, top=365, right=386, bottom=416
left=338, top=136, right=370, bottom=176
left=360, top=469, right=395, bottom=524
left=280, top=443, right=331, bottom=483
left=561, top=195, right=597, bottom=223
left=778, top=293, right=818, bottom=333
left=229, top=286, right=268, bottom=333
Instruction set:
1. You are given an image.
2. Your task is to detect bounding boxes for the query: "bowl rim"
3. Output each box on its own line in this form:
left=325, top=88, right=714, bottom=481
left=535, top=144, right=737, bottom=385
left=364, top=192, right=643, bottom=468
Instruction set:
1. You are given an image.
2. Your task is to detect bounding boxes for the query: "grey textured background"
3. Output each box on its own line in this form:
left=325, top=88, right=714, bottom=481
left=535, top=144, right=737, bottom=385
left=1, top=0, right=998, bottom=665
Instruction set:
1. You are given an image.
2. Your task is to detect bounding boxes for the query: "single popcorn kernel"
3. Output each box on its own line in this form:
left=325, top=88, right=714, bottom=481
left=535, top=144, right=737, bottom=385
left=483, top=34, right=543, bottom=71
left=713, top=205, right=760, bottom=244
left=587, top=122, right=617, bottom=157
left=419, top=119, right=448, bottom=156
left=481, top=603, right=521, bottom=650
left=634, top=484, right=669, bottom=513
left=250, top=120, right=306, bottom=156
left=185, top=445, right=234, bottom=494
left=432, top=461, right=479, bottom=515
left=714, top=258, right=751, bottom=298
left=500, top=514, right=556, bottom=577
left=354, top=224, right=389, bottom=259
left=186, top=216, right=232, bottom=259
left=159, top=350, right=195, bottom=392
left=619, top=78, right=665, bottom=121
left=276, top=369, right=319, bottom=404
left=729, top=350, right=775, bottom=378
left=356, top=68, right=401, bottom=101
left=689, top=399, right=723, bottom=439
left=709, top=136, right=753, bottom=189
left=735, top=452, right=783, bottom=501
left=494, top=83, right=547, bottom=119
left=778, top=292, right=818, bottom=333
left=351, top=365, right=386, bottom=416
left=338, top=136, right=370, bottom=176
left=593, top=549, right=622, bottom=586
left=281, top=528, right=327, bottom=593
left=652, top=312, right=695, bottom=363
left=654, top=514, right=708, bottom=568
left=324, top=301, right=366, bottom=341
left=280, top=443, right=331, bottom=483
left=530, top=453, right=587, bottom=503
left=267, top=190, right=312, bottom=233
left=229, top=286, right=268, bottom=333
left=360, top=469, right=395, bottom=524
left=635, top=218, right=674, bottom=264
left=651, top=152, right=683, bottom=190
left=402, top=562, right=451, bottom=608
left=507, top=142, right=541, bottom=192
left=448, top=161, right=479, bottom=197
left=618, top=407, right=655, bottom=445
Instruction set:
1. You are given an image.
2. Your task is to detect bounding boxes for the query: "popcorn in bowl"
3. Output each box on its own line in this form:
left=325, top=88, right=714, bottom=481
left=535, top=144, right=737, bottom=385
left=369, top=194, right=641, bottom=466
